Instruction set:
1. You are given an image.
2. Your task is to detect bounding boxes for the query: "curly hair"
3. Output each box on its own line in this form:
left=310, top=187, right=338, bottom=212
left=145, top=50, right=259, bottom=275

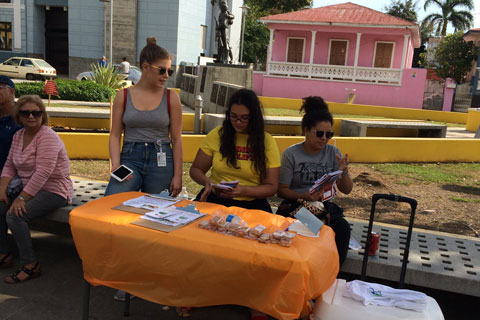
left=300, top=96, right=333, bottom=132
left=219, top=89, right=267, bottom=180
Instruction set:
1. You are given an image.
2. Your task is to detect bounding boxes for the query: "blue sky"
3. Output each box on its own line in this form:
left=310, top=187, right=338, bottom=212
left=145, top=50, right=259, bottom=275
left=312, top=0, right=480, bottom=29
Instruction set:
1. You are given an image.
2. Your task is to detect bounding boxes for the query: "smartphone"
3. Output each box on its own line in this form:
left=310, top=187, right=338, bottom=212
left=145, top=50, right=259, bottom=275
left=110, top=165, right=133, bottom=182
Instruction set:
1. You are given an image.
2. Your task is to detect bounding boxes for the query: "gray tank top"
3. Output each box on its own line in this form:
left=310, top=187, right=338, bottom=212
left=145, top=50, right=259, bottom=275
left=122, top=88, right=170, bottom=143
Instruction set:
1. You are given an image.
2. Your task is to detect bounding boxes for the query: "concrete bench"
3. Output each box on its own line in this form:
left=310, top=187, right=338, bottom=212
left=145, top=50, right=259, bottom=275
left=342, top=218, right=480, bottom=297
left=45, top=179, right=107, bottom=223
left=202, top=113, right=302, bottom=133
left=340, top=120, right=447, bottom=138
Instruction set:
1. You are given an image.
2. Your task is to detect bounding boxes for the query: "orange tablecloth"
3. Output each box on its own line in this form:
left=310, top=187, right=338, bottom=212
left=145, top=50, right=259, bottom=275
left=69, top=192, right=339, bottom=320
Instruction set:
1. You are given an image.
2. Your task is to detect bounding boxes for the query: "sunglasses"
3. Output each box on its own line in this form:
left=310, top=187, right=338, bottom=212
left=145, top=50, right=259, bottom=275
left=313, top=130, right=334, bottom=139
left=149, top=64, right=174, bottom=76
left=19, top=110, right=43, bottom=118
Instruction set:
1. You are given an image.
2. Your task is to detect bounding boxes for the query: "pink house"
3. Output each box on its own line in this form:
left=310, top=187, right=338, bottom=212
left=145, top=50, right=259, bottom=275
left=254, top=2, right=428, bottom=108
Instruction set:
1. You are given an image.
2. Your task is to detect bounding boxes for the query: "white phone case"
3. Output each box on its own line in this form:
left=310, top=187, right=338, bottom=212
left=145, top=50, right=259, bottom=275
left=110, top=165, right=133, bottom=182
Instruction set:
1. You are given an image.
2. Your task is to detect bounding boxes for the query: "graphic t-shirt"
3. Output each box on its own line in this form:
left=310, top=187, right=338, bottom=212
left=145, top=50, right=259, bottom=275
left=200, top=126, right=281, bottom=201
left=279, top=142, right=342, bottom=194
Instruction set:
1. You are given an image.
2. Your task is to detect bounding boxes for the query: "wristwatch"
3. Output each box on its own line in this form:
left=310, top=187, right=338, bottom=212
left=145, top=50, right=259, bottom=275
left=17, top=195, right=26, bottom=201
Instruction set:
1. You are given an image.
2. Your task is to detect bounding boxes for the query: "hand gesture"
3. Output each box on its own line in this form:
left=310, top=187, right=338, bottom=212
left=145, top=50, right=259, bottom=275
left=336, top=153, right=349, bottom=172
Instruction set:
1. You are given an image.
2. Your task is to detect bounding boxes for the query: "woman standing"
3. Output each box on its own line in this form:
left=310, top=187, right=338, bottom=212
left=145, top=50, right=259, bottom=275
left=0, top=95, right=72, bottom=283
left=106, top=37, right=183, bottom=302
left=190, top=89, right=280, bottom=213
left=106, top=37, right=183, bottom=198
left=277, top=96, right=353, bottom=266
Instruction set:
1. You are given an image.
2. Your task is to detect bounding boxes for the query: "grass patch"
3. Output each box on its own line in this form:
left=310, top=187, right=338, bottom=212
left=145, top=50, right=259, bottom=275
left=449, top=197, right=480, bottom=203
left=371, top=163, right=480, bottom=185
left=70, top=160, right=110, bottom=181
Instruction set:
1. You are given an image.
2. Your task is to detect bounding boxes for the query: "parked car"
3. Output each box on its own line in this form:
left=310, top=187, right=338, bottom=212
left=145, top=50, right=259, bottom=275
left=0, top=57, right=56, bottom=80
left=76, top=65, right=141, bottom=84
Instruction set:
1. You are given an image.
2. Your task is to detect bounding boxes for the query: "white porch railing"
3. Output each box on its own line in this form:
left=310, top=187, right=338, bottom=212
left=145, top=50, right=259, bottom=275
left=268, top=62, right=403, bottom=85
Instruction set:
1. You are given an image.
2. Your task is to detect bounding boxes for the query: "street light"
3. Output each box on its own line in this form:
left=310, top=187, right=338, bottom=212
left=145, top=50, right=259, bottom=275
left=239, top=4, right=249, bottom=64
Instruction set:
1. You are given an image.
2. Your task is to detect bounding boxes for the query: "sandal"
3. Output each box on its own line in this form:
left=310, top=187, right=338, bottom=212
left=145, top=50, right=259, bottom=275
left=0, top=253, right=13, bottom=269
left=4, top=261, right=41, bottom=284
left=176, top=307, right=193, bottom=317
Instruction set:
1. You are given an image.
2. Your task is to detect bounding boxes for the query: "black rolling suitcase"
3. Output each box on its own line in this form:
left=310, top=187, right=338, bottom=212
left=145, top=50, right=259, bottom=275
left=361, top=193, right=418, bottom=288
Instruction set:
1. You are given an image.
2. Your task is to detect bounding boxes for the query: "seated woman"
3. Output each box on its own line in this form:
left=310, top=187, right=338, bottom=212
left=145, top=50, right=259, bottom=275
left=190, top=89, right=280, bottom=212
left=189, top=88, right=280, bottom=320
left=277, top=96, right=353, bottom=266
left=0, top=95, right=72, bottom=283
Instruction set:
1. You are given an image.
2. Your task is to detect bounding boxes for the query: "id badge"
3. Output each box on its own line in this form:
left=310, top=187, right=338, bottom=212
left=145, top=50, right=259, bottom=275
left=157, top=151, right=166, bottom=167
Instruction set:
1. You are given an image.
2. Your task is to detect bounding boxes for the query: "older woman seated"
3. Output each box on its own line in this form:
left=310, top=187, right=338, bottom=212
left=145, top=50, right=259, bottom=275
left=0, top=95, right=72, bottom=283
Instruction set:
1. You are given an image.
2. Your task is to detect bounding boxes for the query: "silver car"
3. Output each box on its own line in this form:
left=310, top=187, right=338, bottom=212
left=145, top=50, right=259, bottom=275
left=76, top=65, right=141, bottom=84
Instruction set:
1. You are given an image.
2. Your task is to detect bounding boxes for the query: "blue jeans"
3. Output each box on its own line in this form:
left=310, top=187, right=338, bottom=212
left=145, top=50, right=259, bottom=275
left=105, top=141, right=174, bottom=196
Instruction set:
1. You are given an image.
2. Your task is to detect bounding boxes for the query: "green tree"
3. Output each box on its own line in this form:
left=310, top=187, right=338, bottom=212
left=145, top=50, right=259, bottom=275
left=423, top=0, right=474, bottom=37
left=243, top=0, right=313, bottom=69
left=384, top=1, right=427, bottom=67
left=422, top=32, right=478, bottom=83
left=385, top=0, right=418, bottom=22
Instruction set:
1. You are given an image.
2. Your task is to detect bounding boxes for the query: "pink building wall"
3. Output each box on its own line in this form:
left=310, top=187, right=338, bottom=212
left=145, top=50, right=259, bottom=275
left=253, top=68, right=428, bottom=109
left=269, top=24, right=415, bottom=68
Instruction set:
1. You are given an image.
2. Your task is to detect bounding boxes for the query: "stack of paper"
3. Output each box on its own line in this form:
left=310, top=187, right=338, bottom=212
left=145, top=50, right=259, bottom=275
left=140, top=206, right=206, bottom=227
left=309, top=170, right=343, bottom=201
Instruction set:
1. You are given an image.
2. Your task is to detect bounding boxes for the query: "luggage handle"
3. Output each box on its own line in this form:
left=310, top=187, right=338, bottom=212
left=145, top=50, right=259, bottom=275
left=372, top=193, right=417, bottom=211
left=361, top=193, right=417, bottom=288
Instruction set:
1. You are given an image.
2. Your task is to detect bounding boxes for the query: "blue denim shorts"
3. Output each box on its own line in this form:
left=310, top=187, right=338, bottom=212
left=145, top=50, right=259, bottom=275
left=105, top=141, right=174, bottom=196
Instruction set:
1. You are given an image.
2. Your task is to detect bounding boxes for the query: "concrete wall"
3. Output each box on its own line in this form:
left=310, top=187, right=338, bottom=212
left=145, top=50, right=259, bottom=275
left=258, top=95, right=467, bottom=124
left=269, top=24, right=415, bottom=68
left=255, top=68, right=427, bottom=109
left=105, top=0, right=137, bottom=65
left=136, top=0, right=179, bottom=65
left=69, top=0, right=104, bottom=77
left=177, top=0, right=209, bottom=64
left=59, top=133, right=480, bottom=163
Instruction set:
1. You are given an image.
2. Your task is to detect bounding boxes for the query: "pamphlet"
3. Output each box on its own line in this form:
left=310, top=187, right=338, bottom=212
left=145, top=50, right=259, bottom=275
left=309, top=170, right=343, bottom=202
left=212, top=180, right=239, bottom=191
left=122, top=194, right=179, bottom=211
left=294, top=207, right=324, bottom=236
left=141, top=206, right=205, bottom=226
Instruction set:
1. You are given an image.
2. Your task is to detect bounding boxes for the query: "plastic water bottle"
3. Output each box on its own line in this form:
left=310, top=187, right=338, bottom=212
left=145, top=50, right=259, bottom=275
left=178, top=187, right=189, bottom=200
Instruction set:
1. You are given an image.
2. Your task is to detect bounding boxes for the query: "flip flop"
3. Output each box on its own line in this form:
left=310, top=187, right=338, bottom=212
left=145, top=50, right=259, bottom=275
left=4, top=261, right=41, bottom=284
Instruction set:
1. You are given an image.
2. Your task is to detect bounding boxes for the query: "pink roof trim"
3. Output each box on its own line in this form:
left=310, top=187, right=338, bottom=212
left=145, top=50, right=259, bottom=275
left=261, top=2, right=416, bottom=26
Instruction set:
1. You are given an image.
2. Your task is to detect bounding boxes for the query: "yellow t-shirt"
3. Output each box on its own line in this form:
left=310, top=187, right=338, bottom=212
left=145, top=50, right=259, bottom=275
left=200, top=126, right=281, bottom=201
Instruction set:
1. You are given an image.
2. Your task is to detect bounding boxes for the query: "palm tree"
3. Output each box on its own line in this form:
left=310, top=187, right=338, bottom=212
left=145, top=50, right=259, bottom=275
left=423, top=0, right=474, bottom=37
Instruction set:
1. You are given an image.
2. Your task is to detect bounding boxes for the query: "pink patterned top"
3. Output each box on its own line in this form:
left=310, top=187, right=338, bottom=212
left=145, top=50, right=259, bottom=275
left=1, top=125, right=73, bottom=203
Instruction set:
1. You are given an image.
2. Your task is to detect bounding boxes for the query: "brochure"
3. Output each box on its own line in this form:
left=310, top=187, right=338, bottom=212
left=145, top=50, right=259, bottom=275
left=294, top=207, right=324, bottom=236
left=212, top=180, right=239, bottom=191
left=122, top=194, right=179, bottom=211
left=309, top=170, right=343, bottom=202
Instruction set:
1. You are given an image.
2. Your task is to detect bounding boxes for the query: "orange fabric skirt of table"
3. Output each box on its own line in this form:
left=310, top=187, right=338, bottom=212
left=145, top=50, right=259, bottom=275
left=69, top=192, right=339, bottom=320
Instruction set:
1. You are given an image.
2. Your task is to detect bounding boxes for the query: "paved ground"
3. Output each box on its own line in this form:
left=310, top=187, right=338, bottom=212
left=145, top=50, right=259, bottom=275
left=0, top=224, right=478, bottom=320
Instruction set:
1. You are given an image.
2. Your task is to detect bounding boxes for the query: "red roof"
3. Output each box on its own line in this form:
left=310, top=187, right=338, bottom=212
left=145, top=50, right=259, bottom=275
left=261, top=2, right=416, bottom=27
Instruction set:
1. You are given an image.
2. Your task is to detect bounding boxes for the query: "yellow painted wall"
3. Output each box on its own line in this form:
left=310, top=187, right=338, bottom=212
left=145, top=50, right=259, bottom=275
left=58, top=133, right=480, bottom=163
left=259, top=96, right=468, bottom=124
left=50, top=113, right=203, bottom=132
left=466, top=109, right=480, bottom=132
